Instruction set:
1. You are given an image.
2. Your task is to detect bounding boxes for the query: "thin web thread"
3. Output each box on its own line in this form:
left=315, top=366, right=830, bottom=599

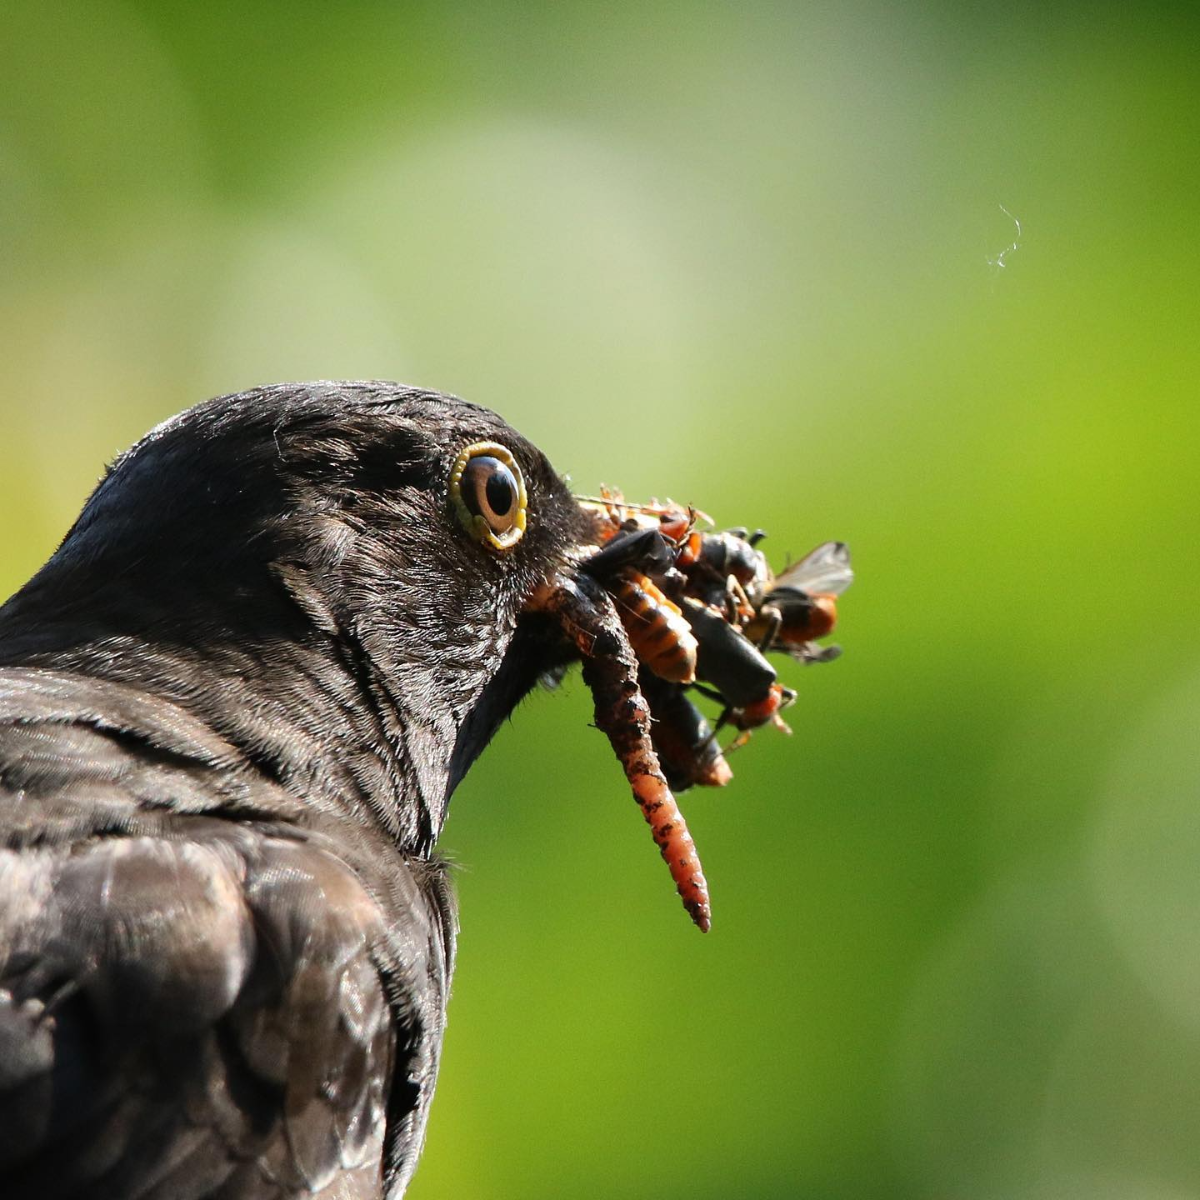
left=987, top=204, right=1022, bottom=273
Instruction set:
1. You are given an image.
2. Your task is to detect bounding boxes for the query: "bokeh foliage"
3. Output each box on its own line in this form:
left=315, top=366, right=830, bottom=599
left=3, top=3, right=1199, bottom=1197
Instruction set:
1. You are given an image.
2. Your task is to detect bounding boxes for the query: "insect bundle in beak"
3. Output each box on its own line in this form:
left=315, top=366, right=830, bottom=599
left=527, top=490, right=853, bottom=932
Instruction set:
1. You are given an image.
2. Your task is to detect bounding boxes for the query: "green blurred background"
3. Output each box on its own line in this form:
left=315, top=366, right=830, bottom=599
left=3, top=2, right=1199, bottom=1196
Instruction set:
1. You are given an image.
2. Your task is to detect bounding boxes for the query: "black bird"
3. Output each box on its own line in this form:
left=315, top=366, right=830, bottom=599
left=0, top=382, right=674, bottom=1198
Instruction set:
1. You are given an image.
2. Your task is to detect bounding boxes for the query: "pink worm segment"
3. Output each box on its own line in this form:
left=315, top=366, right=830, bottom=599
left=542, top=574, right=711, bottom=932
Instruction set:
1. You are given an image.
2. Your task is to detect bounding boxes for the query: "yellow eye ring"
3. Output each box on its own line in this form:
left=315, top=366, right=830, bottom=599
left=449, top=441, right=528, bottom=551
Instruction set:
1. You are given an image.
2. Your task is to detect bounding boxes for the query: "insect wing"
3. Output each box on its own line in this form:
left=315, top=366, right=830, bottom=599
left=790, top=641, right=843, bottom=665
left=772, top=541, right=853, bottom=597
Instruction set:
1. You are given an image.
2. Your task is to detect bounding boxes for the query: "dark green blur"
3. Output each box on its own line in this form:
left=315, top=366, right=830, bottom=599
left=3, top=3, right=1199, bottom=1197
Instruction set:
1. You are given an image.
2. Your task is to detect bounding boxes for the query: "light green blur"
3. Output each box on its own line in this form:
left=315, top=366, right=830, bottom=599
left=2, top=3, right=1198, bottom=1197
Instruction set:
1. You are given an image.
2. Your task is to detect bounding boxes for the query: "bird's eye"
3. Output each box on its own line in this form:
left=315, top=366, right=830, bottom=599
left=449, top=442, right=528, bottom=551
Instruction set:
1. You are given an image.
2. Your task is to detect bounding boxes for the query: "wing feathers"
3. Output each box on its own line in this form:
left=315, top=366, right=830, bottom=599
left=0, top=827, right=429, bottom=1199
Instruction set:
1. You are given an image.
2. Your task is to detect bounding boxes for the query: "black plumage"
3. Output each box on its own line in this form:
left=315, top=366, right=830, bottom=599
left=0, top=382, right=599, bottom=1198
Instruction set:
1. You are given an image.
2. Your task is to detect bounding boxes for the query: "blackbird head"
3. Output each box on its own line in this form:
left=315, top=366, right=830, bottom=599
left=0, top=382, right=604, bottom=851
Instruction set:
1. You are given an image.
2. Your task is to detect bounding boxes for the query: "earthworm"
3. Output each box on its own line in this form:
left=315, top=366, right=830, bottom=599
left=539, top=572, right=711, bottom=932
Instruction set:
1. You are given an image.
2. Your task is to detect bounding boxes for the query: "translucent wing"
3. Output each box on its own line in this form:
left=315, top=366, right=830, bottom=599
left=788, top=641, right=843, bottom=665
left=772, top=541, right=854, bottom=597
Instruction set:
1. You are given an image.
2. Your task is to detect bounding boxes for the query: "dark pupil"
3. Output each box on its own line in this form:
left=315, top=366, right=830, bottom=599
left=485, top=469, right=515, bottom=516
left=463, top=456, right=518, bottom=527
